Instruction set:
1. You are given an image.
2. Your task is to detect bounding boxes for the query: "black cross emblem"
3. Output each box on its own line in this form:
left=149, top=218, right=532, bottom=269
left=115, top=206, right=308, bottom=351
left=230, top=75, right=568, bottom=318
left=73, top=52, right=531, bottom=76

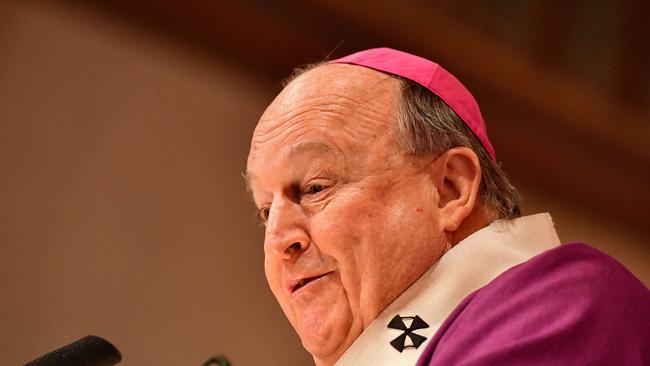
left=387, top=314, right=430, bottom=352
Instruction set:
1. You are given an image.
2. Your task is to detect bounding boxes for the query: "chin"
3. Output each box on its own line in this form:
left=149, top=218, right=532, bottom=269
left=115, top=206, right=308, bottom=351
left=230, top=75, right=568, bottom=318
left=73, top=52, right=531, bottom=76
left=299, top=322, right=342, bottom=358
left=295, top=314, right=354, bottom=365
left=303, top=337, right=344, bottom=366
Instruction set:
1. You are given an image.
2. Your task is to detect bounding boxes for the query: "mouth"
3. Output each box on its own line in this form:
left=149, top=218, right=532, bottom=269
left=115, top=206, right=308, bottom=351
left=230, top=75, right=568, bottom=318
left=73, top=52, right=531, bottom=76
left=291, top=271, right=334, bottom=294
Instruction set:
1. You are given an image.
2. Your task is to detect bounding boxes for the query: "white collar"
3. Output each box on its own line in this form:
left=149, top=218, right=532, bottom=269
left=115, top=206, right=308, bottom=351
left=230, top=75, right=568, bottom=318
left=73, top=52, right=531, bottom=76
left=335, top=213, right=561, bottom=366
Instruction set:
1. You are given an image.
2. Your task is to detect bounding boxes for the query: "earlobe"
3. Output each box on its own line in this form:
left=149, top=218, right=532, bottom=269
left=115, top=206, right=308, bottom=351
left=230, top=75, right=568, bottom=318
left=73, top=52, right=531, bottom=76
left=433, top=148, right=482, bottom=232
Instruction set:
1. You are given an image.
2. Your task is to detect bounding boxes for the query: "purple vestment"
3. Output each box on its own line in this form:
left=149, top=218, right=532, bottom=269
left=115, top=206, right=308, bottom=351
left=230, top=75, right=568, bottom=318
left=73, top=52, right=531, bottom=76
left=416, top=243, right=650, bottom=365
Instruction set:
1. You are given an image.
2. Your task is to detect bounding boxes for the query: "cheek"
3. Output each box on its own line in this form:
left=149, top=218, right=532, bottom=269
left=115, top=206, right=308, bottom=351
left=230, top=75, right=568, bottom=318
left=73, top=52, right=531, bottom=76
left=308, top=199, right=366, bottom=297
left=378, top=199, right=446, bottom=291
left=327, top=185, right=444, bottom=309
left=315, top=195, right=397, bottom=288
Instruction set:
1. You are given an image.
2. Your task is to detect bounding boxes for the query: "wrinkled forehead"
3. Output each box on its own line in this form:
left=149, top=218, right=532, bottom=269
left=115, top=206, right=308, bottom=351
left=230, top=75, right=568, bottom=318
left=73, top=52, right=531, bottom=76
left=279, top=63, right=398, bottom=106
left=246, top=64, right=401, bottom=189
left=255, top=64, right=400, bottom=136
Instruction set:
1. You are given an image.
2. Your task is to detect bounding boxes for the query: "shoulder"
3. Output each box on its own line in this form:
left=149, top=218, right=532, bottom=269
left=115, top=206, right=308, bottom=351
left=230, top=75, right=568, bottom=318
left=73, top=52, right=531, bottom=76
left=470, top=243, right=650, bottom=337
left=480, top=242, right=648, bottom=305
left=420, top=243, right=650, bottom=365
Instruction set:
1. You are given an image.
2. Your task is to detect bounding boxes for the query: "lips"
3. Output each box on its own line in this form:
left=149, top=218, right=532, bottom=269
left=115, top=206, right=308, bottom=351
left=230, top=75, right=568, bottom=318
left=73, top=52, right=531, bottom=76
left=289, top=271, right=334, bottom=294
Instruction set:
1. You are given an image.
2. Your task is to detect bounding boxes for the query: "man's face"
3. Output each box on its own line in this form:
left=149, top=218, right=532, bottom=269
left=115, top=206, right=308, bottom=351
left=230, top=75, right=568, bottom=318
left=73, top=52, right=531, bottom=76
left=246, top=64, right=448, bottom=364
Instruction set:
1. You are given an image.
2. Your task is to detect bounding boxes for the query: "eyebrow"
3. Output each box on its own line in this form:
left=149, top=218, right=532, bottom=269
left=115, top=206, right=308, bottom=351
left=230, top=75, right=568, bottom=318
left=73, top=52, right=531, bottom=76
left=243, top=141, right=342, bottom=196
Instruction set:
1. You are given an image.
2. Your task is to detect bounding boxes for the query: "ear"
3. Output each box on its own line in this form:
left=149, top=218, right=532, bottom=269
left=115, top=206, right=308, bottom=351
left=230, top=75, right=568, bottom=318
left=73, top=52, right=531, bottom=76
left=431, top=147, right=482, bottom=232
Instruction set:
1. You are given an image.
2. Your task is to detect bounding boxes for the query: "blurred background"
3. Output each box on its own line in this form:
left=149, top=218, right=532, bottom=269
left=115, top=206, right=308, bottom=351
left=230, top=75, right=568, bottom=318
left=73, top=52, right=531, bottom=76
left=1, top=0, right=648, bottom=365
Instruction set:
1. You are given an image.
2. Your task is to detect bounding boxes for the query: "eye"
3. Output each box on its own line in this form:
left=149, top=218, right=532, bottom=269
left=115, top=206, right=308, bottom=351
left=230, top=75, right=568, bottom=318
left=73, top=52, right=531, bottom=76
left=258, top=207, right=270, bottom=222
left=305, top=183, right=324, bottom=195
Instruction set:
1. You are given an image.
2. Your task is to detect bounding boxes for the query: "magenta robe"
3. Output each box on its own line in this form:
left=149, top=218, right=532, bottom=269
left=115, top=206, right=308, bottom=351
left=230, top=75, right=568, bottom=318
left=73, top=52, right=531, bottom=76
left=416, top=243, right=650, bottom=365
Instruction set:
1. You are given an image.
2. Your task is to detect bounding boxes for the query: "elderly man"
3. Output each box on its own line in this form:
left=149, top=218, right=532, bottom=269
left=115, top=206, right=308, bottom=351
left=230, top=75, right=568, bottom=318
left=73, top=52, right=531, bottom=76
left=245, top=48, right=649, bottom=365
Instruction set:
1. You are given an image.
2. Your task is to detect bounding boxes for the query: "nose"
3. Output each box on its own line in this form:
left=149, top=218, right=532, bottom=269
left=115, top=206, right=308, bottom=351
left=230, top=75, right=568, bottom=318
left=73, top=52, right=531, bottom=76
left=264, top=197, right=310, bottom=260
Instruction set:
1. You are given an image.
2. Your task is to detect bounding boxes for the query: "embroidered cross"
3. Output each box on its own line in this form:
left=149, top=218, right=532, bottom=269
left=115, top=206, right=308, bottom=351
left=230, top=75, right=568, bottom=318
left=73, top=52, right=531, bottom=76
left=387, top=314, right=430, bottom=352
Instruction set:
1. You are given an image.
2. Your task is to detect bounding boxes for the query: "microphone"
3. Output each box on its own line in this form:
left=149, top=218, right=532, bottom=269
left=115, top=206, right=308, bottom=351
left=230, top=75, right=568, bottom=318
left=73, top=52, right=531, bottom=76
left=203, top=355, right=231, bottom=366
left=25, top=335, right=122, bottom=366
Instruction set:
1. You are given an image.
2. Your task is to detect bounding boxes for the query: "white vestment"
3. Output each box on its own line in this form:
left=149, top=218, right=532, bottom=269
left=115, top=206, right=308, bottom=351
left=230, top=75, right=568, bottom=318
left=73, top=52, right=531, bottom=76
left=335, top=213, right=561, bottom=366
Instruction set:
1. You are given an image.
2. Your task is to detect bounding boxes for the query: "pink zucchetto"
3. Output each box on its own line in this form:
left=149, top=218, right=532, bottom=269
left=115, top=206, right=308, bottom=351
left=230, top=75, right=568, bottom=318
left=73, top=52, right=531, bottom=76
left=330, top=47, right=496, bottom=161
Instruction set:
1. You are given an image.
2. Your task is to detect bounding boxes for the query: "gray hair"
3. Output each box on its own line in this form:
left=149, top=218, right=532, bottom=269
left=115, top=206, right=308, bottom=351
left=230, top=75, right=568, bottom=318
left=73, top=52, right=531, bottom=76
left=396, top=78, right=521, bottom=219
left=282, top=63, right=521, bottom=219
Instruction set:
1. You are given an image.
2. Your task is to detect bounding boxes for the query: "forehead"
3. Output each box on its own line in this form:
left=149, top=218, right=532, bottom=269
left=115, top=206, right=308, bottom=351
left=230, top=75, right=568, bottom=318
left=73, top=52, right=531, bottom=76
left=249, top=64, right=399, bottom=155
left=246, top=64, right=401, bottom=192
left=270, top=63, right=398, bottom=115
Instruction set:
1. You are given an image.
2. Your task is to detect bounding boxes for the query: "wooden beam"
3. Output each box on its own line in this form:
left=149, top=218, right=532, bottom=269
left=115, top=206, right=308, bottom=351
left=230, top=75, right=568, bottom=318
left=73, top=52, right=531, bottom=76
left=310, top=0, right=649, bottom=163
left=614, top=0, right=650, bottom=105
left=528, top=0, right=577, bottom=69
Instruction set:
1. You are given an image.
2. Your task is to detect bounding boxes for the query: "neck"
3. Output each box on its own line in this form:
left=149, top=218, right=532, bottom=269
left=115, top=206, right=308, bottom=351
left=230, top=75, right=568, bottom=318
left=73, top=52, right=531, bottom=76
left=450, top=205, right=497, bottom=246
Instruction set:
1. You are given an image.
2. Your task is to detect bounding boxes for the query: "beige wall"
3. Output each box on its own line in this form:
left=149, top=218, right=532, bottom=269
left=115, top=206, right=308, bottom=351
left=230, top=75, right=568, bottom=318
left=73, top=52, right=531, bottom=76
left=0, top=2, right=647, bottom=365
left=0, top=2, right=310, bottom=364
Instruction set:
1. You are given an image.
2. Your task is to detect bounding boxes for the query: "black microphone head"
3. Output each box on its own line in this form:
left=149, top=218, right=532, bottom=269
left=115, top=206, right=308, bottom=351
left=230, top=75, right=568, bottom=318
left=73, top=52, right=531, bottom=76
left=25, top=335, right=122, bottom=366
left=202, top=355, right=231, bottom=366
